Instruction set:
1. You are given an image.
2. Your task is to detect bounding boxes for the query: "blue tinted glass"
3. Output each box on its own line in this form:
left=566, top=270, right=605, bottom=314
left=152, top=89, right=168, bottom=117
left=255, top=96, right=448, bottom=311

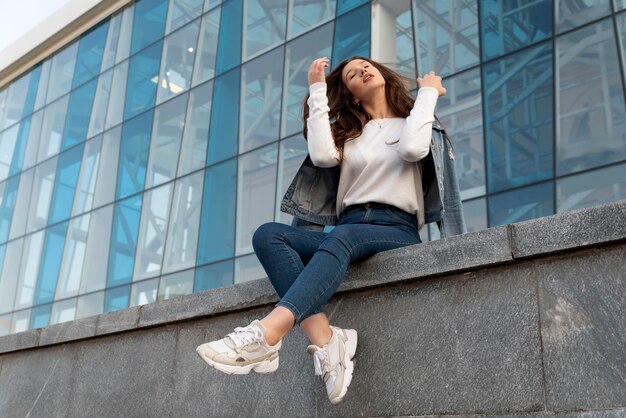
left=30, top=303, right=52, bottom=329
left=33, top=221, right=69, bottom=305
left=104, top=284, right=131, bottom=312
left=73, top=20, right=110, bottom=88
left=124, top=40, right=163, bottom=120
left=483, top=42, right=553, bottom=193
left=116, top=110, right=153, bottom=199
left=22, top=65, right=42, bottom=119
left=130, top=0, right=168, bottom=54
left=489, top=182, right=554, bottom=227
left=337, top=0, right=368, bottom=16
left=48, top=144, right=84, bottom=224
left=62, top=78, right=98, bottom=150
left=194, top=259, right=234, bottom=292
left=207, top=68, right=240, bottom=164
left=8, top=118, right=32, bottom=177
left=332, top=4, right=370, bottom=66
left=107, top=195, right=143, bottom=287
left=0, top=176, right=20, bottom=244
left=215, top=0, right=242, bottom=74
left=196, top=160, right=236, bottom=264
left=480, top=0, right=552, bottom=60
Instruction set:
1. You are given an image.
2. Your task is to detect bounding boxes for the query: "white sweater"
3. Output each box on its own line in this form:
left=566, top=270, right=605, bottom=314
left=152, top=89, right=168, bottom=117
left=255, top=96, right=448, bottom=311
left=306, top=82, right=439, bottom=226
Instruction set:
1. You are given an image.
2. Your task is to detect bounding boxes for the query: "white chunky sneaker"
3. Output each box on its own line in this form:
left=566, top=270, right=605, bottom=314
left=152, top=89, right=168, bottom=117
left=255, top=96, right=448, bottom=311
left=196, top=320, right=281, bottom=375
left=307, top=325, right=358, bottom=405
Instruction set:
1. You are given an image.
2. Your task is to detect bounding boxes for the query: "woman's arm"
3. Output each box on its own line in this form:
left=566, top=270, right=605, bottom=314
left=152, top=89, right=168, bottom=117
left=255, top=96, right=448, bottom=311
left=306, top=82, right=341, bottom=167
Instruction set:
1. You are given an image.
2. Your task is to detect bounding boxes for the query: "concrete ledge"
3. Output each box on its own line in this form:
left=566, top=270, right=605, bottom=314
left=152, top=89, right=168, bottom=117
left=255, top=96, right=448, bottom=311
left=0, top=200, right=625, bottom=354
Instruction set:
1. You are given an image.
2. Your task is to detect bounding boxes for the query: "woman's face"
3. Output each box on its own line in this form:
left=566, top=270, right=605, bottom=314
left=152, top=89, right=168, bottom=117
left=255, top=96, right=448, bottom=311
left=341, top=59, right=385, bottom=103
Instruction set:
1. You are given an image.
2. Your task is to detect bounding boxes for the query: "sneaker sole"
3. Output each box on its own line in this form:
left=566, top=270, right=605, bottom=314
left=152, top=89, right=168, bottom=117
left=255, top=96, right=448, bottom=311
left=195, top=346, right=279, bottom=375
left=330, top=329, right=358, bottom=405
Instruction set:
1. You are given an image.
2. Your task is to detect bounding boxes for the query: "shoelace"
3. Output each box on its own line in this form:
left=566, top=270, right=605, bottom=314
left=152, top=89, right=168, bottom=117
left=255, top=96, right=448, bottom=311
left=312, top=348, right=336, bottom=379
left=227, top=325, right=264, bottom=349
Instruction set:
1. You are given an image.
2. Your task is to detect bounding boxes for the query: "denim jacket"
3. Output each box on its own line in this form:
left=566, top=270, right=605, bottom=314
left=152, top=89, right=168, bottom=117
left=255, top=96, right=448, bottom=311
left=280, top=120, right=467, bottom=238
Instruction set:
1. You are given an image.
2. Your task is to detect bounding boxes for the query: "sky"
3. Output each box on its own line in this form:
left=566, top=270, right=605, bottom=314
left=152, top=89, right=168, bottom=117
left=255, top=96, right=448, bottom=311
left=0, top=0, right=72, bottom=52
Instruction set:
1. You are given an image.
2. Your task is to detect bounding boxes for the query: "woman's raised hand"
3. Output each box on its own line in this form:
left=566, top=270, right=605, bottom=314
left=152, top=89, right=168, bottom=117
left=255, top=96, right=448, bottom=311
left=417, top=71, right=447, bottom=97
left=308, top=57, right=329, bottom=85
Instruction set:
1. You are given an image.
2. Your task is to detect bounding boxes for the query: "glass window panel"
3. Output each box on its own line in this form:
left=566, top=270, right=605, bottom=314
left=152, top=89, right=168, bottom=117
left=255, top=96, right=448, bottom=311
left=281, top=23, right=333, bottom=138
left=116, top=6, right=135, bottom=64
left=75, top=291, right=104, bottom=319
left=157, top=21, right=200, bottom=104
left=240, top=47, right=284, bottom=152
left=617, top=0, right=626, bottom=11
left=34, top=60, right=52, bottom=111
left=207, top=68, right=240, bottom=164
left=33, top=221, right=69, bottom=305
left=26, top=157, right=57, bottom=233
left=62, top=79, right=97, bottom=150
left=234, top=253, right=266, bottom=283
left=104, top=60, right=129, bottom=130
left=557, top=163, right=626, bottom=212
left=14, top=230, right=44, bottom=310
left=12, top=309, right=31, bottom=333
left=147, top=93, right=188, bottom=188
left=22, top=109, right=44, bottom=170
left=617, top=12, right=626, bottom=88
left=194, top=259, right=233, bottom=292
left=101, top=11, right=124, bottom=71
left=46, top=43, right=79, bottom=105
left=166, top=0, right=203, bottom=34
left=275, top=134, right=307, bottom=223
left=9, top=168, right=34, bottom=240
left=556, top=19, right=626, bottom=175
left=243, top=0, right=287, bottom=59
left=129, top=278, right=158, bottom=306
left=0, top=88, right=6, bottom=129
left=104, top=284, right=131, bottom=312
left=116, top=110, right=153, bottom=200
left=38, top=95, right=69, bottom=163
left=134, top=182, right=174, bottom=281
left=556, top=0, right=612, bottom=33
left=179, top=80, right=212, bottom=175
left=124, top=40, right=163, bottom=121
left=87, top=69, right=113, bottom=138
left=337, top=0, right=368, bottom=16
left=413, top=0, right=479, bottom=77
left=489, top=181, right=554, bottom=227
left=484, top=42, right=553, bottom=193
left=373, top=0, right=414, bottom=77
left=0, top=176, right=20, bottom=244
left=30, top=303, right=52, bottom=329
left=73, top=20, right=110, bottom=88
left=197, top=159, right=237, bottom=264
left=49, top=298, right=77, bottom=325
left=48, top=143, right=84, bottom=224
left=332, top=4, right=371, bottom=66
left=6, top=115, right=38, bottom=178
left=288, top=0, right=336, bottom=38
left=204, top=0, right=223, bottom=12
left=0, top=69, right=39, bottom=130
left=163, top=171, right=204, bottom=274
left=158, top=269, right=194, bottom=301
left=0, top=238, right=24, bottom=315
left=215, top=0, right=243, bottom=74
left=0, top=313, right=10, bottom=336
left=72, top=136, right=103, bottom=216
left=0, top=124, right=19, bottom=181
left=107, top=194, right=143, bottom=288
left=192, top=8, right=221, bottom=86
left=436, top=68, right=485, bottom=199
left=130, top=0, right=168, bottom=54
left=93, top=126, right=122, bottom=208
left=56, top=213, right=91, bottom=300
left=80, top=205, right=114, bottom=294
left=480, top=0, right=552, bottom=61
left=236, top=143, right=278, bottom=255
left=462, top=198, right=487, bottom=233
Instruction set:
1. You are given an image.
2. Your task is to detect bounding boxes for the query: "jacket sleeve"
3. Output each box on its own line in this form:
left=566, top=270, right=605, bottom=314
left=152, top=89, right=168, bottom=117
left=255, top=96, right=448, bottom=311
left=306, top=82, right=341, bottom=168
left=397, top=87, right=439, bottom=162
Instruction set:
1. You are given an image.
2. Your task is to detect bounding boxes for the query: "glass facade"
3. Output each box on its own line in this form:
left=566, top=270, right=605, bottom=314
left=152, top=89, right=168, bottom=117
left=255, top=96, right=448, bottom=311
left=0, top=0, right=625, bottom=334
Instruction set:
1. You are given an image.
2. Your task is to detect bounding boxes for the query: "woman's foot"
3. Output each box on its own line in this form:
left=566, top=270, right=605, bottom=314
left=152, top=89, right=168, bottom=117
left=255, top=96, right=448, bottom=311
left=196, top=320, right=282, bottom=375
left=307, top=325, right=358, bottom=404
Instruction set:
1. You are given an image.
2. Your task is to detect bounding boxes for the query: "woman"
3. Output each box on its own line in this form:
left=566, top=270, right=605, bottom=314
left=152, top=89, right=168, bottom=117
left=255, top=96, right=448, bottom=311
left=197, top=56, right=454, bottom=405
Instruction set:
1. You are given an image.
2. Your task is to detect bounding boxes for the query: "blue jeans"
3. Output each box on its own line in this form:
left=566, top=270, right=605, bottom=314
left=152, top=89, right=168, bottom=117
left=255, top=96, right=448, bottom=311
left=252, top=203, right=422, bottom=324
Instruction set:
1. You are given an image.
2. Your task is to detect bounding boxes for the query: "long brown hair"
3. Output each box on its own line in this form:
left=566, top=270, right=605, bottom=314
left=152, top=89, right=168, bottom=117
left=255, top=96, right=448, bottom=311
left=302, top=56, right=416, bottom=161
